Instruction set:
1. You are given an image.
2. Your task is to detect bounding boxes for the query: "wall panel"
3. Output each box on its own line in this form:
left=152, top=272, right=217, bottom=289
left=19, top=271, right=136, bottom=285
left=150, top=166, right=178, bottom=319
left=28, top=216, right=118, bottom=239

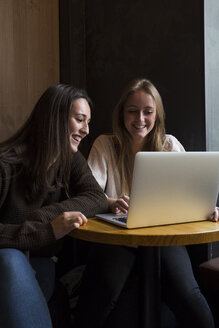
left=0, top=0, right=59, bottom=141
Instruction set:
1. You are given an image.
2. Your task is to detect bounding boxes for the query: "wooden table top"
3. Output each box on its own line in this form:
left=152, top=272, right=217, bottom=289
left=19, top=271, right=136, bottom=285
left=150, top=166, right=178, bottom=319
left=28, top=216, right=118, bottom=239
left=70, top=217, right=219, bottom=246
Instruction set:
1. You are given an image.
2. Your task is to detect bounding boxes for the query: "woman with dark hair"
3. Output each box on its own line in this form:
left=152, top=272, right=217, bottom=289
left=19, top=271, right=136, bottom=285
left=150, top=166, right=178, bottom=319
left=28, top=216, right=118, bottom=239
left=75, top=79, right=216, bottom=328
left=0, top=84, right=108, bottom=328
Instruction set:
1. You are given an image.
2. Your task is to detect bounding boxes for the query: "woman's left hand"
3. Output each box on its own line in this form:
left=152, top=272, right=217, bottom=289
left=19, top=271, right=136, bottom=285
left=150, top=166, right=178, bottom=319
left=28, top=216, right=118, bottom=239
left=208, top=207, right=219, bottom=222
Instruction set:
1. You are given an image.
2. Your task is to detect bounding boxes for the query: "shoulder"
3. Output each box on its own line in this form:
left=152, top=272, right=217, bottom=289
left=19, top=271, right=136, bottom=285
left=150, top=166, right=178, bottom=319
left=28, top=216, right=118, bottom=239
left=88, top=134, right=117, bottom=169
left=72, top=151, right=87, bottom=165
left=163, top=134, right=185, bottom=152
left=90, top=134, right=115, bottom=158
left=70, top=151, right=94, bottom=180
left=92, top=134, right=114, bottom=150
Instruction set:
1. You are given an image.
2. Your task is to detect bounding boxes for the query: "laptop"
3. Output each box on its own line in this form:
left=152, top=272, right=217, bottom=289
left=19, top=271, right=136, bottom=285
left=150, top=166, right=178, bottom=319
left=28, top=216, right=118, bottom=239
left=96, top=152, right=219, bottom=228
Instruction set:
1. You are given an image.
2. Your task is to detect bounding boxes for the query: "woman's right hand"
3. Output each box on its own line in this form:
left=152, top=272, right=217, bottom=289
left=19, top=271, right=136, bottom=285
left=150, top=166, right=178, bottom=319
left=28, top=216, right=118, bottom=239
left=109, top=195, right=130, bottom=214
left=208, top=207, right=219, bottom=222
left=51, top=211, right=87, bottom=240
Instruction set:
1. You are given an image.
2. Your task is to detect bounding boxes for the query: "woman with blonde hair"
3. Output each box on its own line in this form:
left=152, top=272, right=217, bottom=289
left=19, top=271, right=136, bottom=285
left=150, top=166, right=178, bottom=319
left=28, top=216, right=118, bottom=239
left=75, top=78, right=215, bottom=328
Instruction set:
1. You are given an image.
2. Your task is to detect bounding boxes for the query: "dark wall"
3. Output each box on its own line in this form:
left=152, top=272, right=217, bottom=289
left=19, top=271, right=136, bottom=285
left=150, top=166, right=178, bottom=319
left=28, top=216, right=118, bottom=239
left=60, top=0, right=205, bottom=157
left=59, top=0, right=219, bottom=261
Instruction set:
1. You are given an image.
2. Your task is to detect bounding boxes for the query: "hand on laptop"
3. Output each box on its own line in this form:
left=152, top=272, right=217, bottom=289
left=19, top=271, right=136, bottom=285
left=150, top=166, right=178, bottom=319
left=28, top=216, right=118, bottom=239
left=209, top=207, right=219, bottom=222
left=108, top=195, right=130, bottom=214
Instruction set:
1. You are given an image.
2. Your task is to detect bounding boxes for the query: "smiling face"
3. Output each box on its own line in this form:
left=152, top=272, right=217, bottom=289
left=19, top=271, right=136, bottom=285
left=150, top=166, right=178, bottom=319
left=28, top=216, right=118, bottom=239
left=123, top=90, right=156, bottom=145
left=68, top=98, right=91, bottom=152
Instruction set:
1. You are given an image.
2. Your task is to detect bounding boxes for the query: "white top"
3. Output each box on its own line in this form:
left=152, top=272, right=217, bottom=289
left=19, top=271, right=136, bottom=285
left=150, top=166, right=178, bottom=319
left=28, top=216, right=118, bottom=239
left=88, top=134, right=185, bottom=199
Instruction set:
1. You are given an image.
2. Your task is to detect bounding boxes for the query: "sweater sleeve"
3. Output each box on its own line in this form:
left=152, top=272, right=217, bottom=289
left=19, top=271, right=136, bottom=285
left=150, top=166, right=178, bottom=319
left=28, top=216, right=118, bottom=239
left=0, top=221, right=56, bottom=250
left=0, top=153, right=108, bottom=251
left=29, top=151, right=108, bottom=222
left=0, top=162, right=56, bottom=250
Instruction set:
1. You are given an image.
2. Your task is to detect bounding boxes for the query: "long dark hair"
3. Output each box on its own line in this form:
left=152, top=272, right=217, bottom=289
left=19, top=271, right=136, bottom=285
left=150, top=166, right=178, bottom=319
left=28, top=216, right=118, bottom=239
left=0, top=84, right=92, bottom=200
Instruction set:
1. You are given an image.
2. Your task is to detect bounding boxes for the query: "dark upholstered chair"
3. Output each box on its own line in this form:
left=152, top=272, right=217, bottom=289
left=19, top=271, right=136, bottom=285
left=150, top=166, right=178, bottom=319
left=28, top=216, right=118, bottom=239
left=199, top=257, right=219, bottom=292
left=199, top=257, right=219, bottom=327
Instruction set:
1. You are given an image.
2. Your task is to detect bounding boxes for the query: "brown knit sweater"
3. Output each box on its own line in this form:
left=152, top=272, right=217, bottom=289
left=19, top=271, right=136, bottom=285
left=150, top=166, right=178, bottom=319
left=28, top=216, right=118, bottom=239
left=0, top=151, right=108, bottom=252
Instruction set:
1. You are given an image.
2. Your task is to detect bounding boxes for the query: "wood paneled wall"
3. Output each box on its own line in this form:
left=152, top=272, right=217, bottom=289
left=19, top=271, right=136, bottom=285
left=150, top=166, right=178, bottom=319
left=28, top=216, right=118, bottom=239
left=0, top=0, right=59, bottom=141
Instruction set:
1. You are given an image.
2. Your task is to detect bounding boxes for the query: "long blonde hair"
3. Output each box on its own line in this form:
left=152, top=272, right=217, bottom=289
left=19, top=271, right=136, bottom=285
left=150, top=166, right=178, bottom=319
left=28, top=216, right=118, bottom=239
left=112, top=78, right=166, bottom=195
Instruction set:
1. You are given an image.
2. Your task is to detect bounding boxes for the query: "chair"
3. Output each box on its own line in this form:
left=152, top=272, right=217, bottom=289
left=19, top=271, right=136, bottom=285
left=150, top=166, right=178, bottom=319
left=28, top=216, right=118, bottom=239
left=199, top=257, right=219, bottom=292
left=199, top=257, right=219, bottom=327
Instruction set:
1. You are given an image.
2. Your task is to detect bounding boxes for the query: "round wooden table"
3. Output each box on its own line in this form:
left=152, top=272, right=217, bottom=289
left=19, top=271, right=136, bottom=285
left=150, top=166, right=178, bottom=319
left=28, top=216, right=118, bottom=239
left=70, top=218, right=219, bottom=328
left=70, top=217, right=219, bottom=246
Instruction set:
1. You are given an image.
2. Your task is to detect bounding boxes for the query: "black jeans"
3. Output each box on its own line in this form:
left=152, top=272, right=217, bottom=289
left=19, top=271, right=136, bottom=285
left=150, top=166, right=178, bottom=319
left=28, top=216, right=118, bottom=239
left=161, top=245, right=214, bottom=328
left=75, top=244, right=214, bottom=328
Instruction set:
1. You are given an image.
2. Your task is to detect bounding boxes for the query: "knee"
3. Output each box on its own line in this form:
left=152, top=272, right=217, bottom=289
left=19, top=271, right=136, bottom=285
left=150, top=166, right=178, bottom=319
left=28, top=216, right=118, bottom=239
left=0, top=248, right=32, bottom=278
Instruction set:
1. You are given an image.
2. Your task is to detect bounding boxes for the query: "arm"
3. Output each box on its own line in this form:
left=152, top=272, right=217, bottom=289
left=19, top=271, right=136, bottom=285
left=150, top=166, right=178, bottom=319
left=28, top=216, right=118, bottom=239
left=88, top=136, right=119, bottom=212
left=50, top=211, right=87, bottom=239
left=88, top=136, right=130, bottom=214
left=88, top=136, right=108, bottom=191
left=0, top=212, right=87, bottom=251
left=163, top=135, right=185, bottom=152
left=0, top=153, right=108, bottom=250
left=31, top=152, right=108, bottom=220
left=0, top=163, right=51, bottom=251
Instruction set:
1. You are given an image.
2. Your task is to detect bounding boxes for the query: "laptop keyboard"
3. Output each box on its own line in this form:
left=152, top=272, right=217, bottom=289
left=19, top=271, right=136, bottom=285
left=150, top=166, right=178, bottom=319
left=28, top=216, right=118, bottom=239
left=112, top=216, right=127, bottom=223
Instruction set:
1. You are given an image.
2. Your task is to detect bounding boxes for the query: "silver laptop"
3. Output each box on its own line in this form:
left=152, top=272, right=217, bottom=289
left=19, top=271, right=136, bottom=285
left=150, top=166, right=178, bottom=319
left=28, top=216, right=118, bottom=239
left=96, top=152, right=219, bottom=228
